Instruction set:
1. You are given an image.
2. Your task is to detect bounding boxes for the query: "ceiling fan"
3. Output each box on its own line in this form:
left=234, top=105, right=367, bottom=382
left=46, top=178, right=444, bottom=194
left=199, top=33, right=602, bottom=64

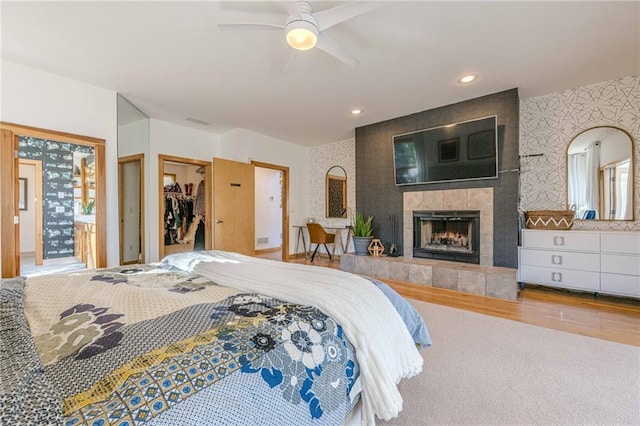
left=217, top=1, right=381, bottom=72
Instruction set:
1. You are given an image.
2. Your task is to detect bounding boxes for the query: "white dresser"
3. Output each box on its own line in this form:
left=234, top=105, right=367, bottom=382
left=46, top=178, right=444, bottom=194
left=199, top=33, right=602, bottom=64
left=518, top=229, right=640, bottom=299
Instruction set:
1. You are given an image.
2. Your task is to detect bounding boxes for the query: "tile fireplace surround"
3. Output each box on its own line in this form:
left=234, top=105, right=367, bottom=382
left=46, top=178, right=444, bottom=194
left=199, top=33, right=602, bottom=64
left=341, top=188, right=519, bottom=300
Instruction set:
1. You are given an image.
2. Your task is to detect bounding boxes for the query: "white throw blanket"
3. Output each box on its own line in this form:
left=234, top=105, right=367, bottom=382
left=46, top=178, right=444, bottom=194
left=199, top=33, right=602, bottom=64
left=162, top=250, right=423, bottom=425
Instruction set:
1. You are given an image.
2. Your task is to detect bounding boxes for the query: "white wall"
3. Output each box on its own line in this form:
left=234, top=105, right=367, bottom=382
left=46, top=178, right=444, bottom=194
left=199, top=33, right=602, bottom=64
left=0, top=59, right=119, bottom=267
left=255, top=167, right=282, bottom=250
left=117, top=119, right=149, bottom=157
left=18, top=164, right=36, bottom=252
left=218, top=128, right=309, bottom=256
left=0, top=60, right=337, bottom=266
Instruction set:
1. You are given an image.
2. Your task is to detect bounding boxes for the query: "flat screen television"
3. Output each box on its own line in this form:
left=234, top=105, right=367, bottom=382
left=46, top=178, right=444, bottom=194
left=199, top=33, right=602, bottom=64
left=393, top=115, right=498, bottom=185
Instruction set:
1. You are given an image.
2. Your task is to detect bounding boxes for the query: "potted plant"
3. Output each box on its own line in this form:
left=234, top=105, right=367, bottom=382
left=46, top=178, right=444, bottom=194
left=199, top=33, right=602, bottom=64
left=81, top=199, right=95, bottom=215
left=352, top=211, right=374, bottom=255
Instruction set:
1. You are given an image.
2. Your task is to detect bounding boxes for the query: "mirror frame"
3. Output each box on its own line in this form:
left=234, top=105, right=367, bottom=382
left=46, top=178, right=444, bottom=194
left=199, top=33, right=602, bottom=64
left=566, top=125, right=635, bottom=221
left=325, top=166, right=347, bottom=218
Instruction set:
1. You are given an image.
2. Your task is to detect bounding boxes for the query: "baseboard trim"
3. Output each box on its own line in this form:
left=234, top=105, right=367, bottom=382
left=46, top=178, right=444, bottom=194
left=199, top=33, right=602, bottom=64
left=255, top=247, right=282, bottom=255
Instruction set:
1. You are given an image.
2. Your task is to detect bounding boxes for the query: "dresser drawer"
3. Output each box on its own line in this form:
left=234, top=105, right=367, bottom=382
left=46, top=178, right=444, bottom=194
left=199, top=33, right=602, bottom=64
left=601, top=254, right=640, bottom=276
left=519, top=248, right=599, bottom=272
left=519, top=265, right=600, bottom=291
left=521, top=230, right=599, bottom=252
left=601, top=273, right=640, bottom=297
left=601, top=233, right=640, bottom=255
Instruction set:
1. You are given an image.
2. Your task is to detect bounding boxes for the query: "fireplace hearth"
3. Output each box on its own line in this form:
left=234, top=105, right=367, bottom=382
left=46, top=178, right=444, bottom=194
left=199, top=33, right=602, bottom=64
left=413, top=210, right=480, bottom=264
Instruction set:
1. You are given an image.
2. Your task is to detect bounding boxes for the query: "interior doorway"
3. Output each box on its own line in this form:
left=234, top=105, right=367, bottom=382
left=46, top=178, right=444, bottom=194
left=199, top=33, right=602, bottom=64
left=252, top=161, right=289, bottom=261
left=119, top=154, right=145, bottom=264
left=18, top=159, right=43, bottom=270
left=0, top=123, right=107, bottom=278
left=158, top=155, right=212, bottom=260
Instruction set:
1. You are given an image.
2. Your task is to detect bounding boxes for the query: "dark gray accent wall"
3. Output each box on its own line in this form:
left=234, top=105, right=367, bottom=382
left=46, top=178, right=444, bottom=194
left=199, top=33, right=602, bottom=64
left=355, top=89, right=520, bottom=268
left=19, top=136, right=94, bottom=260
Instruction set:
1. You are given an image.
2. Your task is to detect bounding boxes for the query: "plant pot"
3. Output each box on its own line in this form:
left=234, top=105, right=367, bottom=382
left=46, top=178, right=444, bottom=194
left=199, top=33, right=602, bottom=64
left=353, top=236, right=374, bottom=256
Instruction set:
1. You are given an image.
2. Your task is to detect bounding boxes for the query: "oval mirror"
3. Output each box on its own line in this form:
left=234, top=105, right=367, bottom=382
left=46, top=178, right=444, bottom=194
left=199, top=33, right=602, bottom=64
left=567, top=126, right=634, bottom=220
left=326, top=166, right=347, bottom=218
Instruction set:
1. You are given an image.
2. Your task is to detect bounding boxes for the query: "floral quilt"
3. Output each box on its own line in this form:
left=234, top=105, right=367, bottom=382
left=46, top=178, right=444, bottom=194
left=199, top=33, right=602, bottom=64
left=1, top=265, right=360, bottom=425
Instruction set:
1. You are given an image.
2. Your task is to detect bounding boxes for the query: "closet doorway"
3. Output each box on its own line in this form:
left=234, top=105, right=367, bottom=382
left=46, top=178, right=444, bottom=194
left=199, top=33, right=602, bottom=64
left=158, top=155, right=212, bottom=259
left=252, top=161, right=289, bottom=261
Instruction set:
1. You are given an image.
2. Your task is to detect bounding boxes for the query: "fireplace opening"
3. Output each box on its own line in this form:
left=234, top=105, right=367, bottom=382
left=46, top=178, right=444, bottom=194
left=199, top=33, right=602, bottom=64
left=413, top=210, right=480, bottom=264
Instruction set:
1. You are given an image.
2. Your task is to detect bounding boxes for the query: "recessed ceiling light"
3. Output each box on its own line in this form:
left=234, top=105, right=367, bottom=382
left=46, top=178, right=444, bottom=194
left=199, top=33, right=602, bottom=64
left=458, top=74, right=477, bottom=84
left=351, top=109, right=362, bottom=115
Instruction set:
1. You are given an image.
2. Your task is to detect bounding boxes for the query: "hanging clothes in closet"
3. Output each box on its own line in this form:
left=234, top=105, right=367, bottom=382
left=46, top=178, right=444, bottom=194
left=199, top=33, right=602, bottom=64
left=163, top=182, right=195, bottom=245
left=193, top=167, right=206, bottom=251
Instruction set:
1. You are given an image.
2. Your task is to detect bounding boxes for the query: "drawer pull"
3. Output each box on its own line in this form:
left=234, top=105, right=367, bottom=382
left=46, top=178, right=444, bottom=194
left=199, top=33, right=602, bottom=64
left=553, top=236, right=565, bottom=246
left=551, top=272, right=563, bottom=282
left=551, top=255, right=563, bottom=265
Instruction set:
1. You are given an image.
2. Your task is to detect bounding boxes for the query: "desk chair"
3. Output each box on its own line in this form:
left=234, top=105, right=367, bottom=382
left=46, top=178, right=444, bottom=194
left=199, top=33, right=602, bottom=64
left=306, top=223, right=336, bottom=262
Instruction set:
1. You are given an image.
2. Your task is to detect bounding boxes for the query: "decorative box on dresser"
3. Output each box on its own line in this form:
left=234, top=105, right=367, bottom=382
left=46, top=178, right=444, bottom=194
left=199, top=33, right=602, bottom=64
left=518, top=229, right=640, bottom=299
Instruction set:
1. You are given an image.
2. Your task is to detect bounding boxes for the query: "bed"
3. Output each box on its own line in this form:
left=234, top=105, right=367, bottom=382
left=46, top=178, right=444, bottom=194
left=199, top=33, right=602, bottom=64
left=1, top=250, right=430, bottom=425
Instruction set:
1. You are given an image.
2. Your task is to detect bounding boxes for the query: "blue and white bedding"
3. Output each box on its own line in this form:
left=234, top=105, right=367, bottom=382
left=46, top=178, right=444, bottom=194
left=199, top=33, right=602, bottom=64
left=0, top=251, right=430, bottom=425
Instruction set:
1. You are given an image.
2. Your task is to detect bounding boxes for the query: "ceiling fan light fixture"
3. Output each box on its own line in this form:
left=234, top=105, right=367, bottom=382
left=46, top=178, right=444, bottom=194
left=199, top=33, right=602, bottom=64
left=286, top=20, right=318, bottom=51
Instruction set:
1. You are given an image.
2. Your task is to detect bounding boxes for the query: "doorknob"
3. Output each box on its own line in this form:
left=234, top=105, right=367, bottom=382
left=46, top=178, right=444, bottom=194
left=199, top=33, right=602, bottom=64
left=215, top=219, right=223, bottom=224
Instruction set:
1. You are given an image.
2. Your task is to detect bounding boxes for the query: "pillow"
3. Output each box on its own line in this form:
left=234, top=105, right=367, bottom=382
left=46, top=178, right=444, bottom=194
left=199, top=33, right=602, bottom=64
left=364, top=277, right=432, bottom=349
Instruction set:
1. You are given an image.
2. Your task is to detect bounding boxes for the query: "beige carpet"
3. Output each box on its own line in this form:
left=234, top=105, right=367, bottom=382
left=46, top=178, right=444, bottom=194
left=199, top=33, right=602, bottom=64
left=382, top=300, right=640, bottom=425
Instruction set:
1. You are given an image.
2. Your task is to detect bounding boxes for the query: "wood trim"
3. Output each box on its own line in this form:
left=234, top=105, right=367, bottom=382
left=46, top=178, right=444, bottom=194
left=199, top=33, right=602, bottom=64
left=80, top=158, right=88, bottom=206
left=1, top=130, right=18, bottom=277
left=19, top=159, right=43, bottom=265
left=0, top=123, right=106, bottom=277
left=118, top=153, right=145, bottom=264
left=158, top=154, right=212, bottom=260
left=251, top=161, right=290, bottom=260
left=94, top=143, right=106, bottom=268
left=255, top=247, right=281, bottom=255
left=0, top=122, right=105, bottom=146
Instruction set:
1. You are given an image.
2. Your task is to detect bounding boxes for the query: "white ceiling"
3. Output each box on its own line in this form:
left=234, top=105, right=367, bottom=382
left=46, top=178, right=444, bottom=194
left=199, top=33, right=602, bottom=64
left=1, top=1, right=638, bottom=147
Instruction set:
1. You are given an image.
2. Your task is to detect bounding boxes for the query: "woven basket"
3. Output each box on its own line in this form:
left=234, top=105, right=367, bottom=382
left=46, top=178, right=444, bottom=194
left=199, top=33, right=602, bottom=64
left=525, top=210, right=575, bottom=230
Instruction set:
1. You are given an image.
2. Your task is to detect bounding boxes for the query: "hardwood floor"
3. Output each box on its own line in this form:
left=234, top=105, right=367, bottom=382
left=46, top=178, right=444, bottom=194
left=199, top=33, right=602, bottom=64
left=257, top=252, right=640, bottom=347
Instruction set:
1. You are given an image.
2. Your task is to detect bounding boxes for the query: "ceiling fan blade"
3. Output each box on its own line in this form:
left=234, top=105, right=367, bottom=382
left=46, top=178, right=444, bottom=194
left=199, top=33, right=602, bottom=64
left=217, top=23, right=285, bottom=31
left=316, top=33, right=358, bottom=67
left=278, top=1, right=302, bottom=18
left=280, top=46, right=298, bottom=73
left=313, top=2, right=381, bottom=31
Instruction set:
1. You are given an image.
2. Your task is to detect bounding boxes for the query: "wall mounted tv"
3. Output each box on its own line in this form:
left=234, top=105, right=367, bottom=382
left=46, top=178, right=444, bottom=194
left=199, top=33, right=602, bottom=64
left=393, top=115, right=498, bottom=186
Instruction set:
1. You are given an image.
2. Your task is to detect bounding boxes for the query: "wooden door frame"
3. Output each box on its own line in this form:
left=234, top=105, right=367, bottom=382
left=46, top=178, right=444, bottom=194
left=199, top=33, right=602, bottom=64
left=158, top=154, right=212, bottom=260
left=0, top=122, right=106, bottom=277
left=119, top=154, right=145, bottom=265
left=18, top=159, right=43, bottom=266
left=251, top=161, right=290, bottom=260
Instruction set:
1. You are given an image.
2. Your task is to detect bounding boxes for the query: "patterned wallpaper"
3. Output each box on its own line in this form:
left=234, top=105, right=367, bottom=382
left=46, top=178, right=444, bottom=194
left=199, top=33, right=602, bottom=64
left=19, top=136, right=94, bottom=258
left=520, top=74, right=640, bottom=231
left=307, top=139, right=356, bottom=254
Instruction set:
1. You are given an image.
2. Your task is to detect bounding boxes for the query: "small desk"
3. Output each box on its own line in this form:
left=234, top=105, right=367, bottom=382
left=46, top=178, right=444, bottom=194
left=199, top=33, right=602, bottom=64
left=325, top=226, right=354, bottom=254
left=293, top=225, right=310, bottom=259
left=293, top=225, right=353, bottom=258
